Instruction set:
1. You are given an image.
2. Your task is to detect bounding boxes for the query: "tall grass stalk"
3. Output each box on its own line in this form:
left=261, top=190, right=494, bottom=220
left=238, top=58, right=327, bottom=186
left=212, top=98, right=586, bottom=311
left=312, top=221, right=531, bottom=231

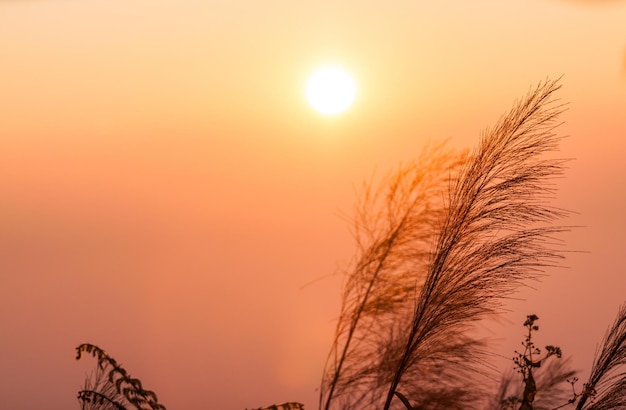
left=383, top=78, right=569, bottom=409
left=319, top=143, right=469, bottom=409
left=320, top=78, right=571, bottom=409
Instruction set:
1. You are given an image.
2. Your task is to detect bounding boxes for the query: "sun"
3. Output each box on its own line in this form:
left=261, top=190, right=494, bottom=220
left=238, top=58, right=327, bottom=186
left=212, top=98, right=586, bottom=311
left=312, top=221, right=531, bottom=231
left=305, top=66, right=357, bottom=115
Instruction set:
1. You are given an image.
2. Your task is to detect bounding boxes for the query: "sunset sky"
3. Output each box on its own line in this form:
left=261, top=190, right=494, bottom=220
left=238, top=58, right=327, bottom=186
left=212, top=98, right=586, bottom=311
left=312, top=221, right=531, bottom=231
left=1, top=1, right=625, bottom=409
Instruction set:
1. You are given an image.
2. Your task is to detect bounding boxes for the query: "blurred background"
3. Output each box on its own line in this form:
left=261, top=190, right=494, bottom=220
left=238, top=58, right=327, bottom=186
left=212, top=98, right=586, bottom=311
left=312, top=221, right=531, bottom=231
left=1, top=0, right=625, bottom=408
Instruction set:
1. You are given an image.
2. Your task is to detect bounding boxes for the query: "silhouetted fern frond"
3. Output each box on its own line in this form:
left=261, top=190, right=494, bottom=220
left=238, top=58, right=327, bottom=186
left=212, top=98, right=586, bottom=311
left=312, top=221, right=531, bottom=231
left=76, top=343, right=166, bottom=410
left=78, top=364, right=128, bottom=410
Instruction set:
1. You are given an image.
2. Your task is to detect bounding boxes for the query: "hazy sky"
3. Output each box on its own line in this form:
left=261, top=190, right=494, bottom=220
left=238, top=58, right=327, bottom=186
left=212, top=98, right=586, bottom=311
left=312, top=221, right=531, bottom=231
left=1, top=1, right=625, bottom=409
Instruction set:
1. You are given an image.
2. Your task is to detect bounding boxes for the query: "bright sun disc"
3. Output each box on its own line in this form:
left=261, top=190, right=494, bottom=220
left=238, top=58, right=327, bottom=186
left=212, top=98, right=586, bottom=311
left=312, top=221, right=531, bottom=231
left=306, top=67, right=356, bottom=115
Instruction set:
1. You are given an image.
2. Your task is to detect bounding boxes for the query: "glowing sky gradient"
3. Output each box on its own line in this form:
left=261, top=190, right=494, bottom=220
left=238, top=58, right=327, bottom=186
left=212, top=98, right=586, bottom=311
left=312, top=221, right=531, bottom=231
left=1, top=1, right=625, bottom=409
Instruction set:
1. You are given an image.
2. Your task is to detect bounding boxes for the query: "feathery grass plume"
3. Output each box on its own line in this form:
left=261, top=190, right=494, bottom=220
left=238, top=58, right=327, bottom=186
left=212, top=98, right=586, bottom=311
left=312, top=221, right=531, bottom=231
left=319, top=143, right=469, bottom=410
left=382, top=78, right=570, bottom=410
left=76, top=343, right=166, bottom=410
left=577, top=303, right=626, bottom=410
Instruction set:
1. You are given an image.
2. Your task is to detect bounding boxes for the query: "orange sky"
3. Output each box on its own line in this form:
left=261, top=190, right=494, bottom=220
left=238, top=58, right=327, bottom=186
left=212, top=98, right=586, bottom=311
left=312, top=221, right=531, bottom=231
left=1, top=1, right=625, bottom=409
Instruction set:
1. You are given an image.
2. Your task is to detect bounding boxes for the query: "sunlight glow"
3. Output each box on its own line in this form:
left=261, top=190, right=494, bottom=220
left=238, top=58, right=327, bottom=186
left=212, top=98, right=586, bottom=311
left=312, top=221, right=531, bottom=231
left=305, top=67, right=357, bottom=115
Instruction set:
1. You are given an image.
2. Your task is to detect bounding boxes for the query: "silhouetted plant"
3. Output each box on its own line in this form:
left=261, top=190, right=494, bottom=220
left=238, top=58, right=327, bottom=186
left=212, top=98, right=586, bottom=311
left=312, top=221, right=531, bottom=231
left=493, top=305, right=626, bottom=410
left=248, top=403, right=305, bottom=410
left=493, top=358, right=577, bottom=410
left=320, top=78, right=572, bottom=410
left=514, top=315, right=563, bottom=409
left=318, top=142, right=475, bottom=410
left=493, top=315, right=575, bottom=410
left=74, top=78, right=626, bottom=410
left=382, top=78, right=571, bottom=410
left=76, top=344, right=166, bottom=410
left=575, top=303, right=626, bottom=410
left=78, top=364, right=127, bottom=410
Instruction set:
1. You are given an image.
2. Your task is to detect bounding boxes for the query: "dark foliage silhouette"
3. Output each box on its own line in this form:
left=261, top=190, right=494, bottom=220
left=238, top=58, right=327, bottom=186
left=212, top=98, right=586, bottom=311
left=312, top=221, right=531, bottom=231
left=76, top=344, right=166, bottom=410
left=78, top=364, right=127, bottom=410
left=493, top=315, right=576, bottom=410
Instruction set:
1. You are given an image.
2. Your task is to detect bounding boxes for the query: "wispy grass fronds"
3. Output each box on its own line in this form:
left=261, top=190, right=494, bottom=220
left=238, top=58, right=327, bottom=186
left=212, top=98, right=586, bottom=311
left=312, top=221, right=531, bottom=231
left=76, top=343, right=166, bottom=410
left=319, top=143, right=469, bottom=410
left=584, top=378, right=626, bottom=410
left=531, top=358, right=578, bottom=410
left=578, top=303, right=626, bottom=410
left=372, top=330, right=488, bottom=410
left=383, top=78, right=570, bottom=409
